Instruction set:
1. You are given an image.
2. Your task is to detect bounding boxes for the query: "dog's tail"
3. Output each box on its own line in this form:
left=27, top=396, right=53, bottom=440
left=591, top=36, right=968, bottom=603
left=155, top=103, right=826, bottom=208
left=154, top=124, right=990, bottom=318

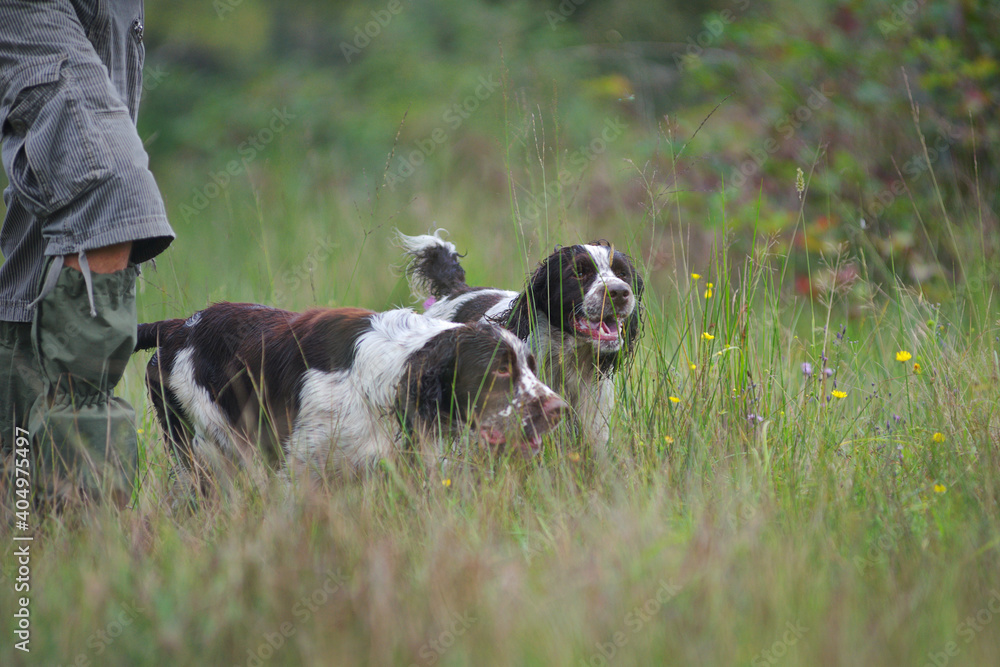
left=135, top=321, right=172, bottom=352
left=395, top=229, right=470, bottom=299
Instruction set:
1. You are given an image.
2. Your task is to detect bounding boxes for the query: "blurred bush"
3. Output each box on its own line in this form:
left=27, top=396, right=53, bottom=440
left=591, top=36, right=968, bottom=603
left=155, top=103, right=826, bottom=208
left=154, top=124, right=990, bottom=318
left=7, top=0, right=992, bottom=307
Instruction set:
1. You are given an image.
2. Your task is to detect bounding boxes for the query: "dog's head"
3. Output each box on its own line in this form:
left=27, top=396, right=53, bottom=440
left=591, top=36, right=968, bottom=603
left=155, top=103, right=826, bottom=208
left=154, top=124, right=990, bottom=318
left=399, top=323, right=567, bottom=456
left=500, top=241, right=644, bottom=373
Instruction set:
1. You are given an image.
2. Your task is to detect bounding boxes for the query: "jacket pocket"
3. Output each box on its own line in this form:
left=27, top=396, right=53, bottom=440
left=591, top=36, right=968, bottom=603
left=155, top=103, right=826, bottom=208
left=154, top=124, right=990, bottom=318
left=0, top=55, right=112, bottom=217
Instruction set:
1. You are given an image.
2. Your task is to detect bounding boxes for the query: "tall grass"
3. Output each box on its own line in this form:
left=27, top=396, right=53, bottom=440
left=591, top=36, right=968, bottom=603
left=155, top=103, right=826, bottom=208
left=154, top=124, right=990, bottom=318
left=3, top=99, right=1000, bottom=667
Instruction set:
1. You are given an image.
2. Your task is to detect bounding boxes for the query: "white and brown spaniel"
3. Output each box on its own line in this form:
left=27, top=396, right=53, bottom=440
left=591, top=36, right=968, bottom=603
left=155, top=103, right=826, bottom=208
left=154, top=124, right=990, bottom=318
left=397, top=230, right=643, bottom=452
left=135, top=303, right=566, bottom=490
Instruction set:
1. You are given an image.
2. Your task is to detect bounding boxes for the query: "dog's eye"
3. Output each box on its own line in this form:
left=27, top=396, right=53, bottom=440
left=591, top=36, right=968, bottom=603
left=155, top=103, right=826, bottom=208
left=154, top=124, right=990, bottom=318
left=611, top=261, right=631, bottom=281
left=494, top=358, right=513, bottom=378
left=574, top=259, right=595, bottom=277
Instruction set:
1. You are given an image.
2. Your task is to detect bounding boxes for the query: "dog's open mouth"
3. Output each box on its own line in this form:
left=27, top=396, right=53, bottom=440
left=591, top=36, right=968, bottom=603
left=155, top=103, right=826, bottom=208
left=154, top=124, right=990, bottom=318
left=574, top=315, right=621, bottom=342
left=480, top=427, right=543, bottom=455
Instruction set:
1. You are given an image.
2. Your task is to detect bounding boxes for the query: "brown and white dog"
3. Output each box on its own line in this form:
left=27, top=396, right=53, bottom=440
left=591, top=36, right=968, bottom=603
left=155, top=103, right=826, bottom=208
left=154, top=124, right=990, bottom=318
left=135, top=303, right=566, bottom=489
left=398, top=231, right=643, bottom=452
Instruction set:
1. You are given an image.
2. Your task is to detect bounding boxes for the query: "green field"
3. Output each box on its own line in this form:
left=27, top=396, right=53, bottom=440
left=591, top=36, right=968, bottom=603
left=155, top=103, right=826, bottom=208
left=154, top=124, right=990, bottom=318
left=3, top=0, right=999, bottom=665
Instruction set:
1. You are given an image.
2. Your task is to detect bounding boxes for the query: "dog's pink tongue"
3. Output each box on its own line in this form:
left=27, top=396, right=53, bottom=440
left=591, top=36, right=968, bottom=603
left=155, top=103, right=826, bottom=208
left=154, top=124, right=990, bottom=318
left=590, top=319, right=619, bottom=341
left=575, top=317, right=619, bottom=341
left=480, top=427, right=505, bottom=446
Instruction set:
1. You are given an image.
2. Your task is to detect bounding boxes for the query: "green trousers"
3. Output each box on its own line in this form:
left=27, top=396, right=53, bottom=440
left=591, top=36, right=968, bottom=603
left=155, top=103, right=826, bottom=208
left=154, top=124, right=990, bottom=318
left=2, top=262, right=140, bottom=504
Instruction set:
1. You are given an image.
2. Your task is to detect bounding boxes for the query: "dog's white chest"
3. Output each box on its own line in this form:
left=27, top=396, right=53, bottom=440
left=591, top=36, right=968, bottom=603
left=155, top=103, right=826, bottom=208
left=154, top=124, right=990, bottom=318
left=287, top=368, right=399, bottom=471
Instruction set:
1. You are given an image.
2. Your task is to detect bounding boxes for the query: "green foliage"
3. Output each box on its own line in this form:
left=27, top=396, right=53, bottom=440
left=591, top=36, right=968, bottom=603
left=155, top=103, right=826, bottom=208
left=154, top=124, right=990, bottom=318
left=2, top=1, right=1000, bottom=664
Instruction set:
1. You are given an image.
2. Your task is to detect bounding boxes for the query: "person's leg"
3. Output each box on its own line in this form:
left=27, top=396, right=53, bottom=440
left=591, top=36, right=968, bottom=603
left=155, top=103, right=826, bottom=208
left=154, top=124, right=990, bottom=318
left=64, top=241, right=132, bottom=274
left=27, top=254, right=140, bottom=506
left=0, top=0, right=174, bottom=505
left=0, top=321, right=43, bottom=447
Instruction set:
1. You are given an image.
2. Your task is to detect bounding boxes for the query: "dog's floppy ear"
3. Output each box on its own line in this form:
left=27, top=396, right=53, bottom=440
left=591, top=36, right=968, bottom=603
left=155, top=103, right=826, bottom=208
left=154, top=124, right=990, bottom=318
left=498, top=292, right=534, bottom=340
left=400, top=330, right=460, bottom=430
left=621, top=303, right=642, bottom=359
left=492, top=258, right=553, bottom=339
left=602, top=253, right=645, bottom=375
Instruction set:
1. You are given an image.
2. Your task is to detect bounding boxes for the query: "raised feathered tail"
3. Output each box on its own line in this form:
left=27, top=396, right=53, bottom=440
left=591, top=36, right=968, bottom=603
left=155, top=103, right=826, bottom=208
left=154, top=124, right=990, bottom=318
left=395, top=229, right=471, bottom=300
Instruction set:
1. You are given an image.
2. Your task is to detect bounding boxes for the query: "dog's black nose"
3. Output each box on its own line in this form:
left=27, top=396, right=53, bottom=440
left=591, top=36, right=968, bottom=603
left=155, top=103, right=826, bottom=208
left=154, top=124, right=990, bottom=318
left=606, top=285, right=632, bottom=309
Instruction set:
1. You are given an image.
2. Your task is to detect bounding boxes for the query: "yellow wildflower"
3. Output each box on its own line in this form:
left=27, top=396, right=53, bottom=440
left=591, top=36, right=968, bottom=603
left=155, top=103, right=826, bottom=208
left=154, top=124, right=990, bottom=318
left=831, top=389, right=847, bottom=399
left=913, top=362, right=922, bottom=375
left=933, top=483, right=946, bottom=494
left=896, top=350, right=912, bottom=362
left=668, top=396, right=681, bottom=404
left=932, top=432, right=945, bottom=443
left=691, top=273, right=702, bottom=280
left=702, top=332, right=715, bottom=340
left=704, top=282, right=714, bottom=299
left=663, top=435, right=674, bottom=445
left=441, top=479, right=451, bottom=488
left=689, top=363, right=697, bottom=371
